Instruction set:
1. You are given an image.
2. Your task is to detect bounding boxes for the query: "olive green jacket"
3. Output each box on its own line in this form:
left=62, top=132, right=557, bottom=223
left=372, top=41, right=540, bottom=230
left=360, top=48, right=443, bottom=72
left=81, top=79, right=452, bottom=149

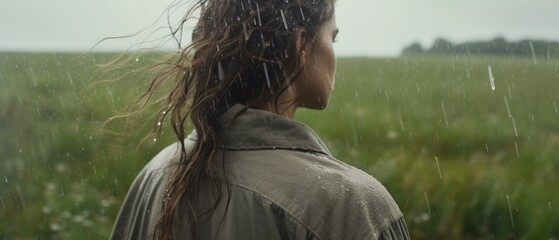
left=110, top=104, right=410, bottom=239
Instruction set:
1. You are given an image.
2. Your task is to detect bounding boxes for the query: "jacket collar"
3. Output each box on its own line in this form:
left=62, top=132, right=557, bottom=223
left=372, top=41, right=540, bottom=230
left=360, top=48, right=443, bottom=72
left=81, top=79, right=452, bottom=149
left=189, top=104, right=331, bottom=156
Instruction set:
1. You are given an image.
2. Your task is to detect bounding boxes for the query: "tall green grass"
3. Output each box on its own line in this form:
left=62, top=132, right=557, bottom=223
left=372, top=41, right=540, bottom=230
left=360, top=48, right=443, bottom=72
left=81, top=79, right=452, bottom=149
left=1, top=52, right=558, bottom=239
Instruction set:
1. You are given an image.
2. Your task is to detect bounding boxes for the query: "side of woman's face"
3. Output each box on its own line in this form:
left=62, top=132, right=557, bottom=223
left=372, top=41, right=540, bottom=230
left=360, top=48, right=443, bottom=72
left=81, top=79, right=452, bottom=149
left=296, top=15, right=339, bottom=110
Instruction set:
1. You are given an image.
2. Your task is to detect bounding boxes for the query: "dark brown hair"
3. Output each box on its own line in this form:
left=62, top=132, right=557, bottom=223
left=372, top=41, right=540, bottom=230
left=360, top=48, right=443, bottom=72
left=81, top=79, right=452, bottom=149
left=139, top=0, right=335, bottom=239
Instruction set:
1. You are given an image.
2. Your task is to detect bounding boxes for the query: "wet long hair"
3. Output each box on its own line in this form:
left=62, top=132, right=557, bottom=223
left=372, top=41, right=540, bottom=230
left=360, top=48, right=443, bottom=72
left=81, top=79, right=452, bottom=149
left=142, top=0, right=335, bottom=239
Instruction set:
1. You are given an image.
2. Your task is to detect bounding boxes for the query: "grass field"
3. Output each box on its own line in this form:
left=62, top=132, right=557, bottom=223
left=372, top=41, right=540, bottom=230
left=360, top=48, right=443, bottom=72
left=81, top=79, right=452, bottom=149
left=1, top=52, right=558, bottom=239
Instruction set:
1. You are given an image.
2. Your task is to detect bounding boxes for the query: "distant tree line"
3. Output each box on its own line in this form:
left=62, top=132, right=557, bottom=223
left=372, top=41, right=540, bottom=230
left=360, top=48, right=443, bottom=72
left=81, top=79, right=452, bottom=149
left=402, top=37, right=559, bottom=58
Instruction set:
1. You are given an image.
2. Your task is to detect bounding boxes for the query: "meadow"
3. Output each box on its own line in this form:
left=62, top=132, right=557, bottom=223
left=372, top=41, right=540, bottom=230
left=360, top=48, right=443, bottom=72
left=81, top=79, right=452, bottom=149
left=0, top=52, right=558, bottom=239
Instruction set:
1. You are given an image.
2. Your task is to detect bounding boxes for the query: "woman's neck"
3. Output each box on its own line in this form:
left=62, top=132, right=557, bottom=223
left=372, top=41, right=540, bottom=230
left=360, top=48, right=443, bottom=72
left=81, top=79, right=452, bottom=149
left=255, top=100, right=297, bottom=119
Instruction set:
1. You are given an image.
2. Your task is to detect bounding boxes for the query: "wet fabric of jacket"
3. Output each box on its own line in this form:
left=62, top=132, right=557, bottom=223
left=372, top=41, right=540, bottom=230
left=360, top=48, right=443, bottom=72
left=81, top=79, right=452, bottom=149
left=110, top=104, right=410, bottom=240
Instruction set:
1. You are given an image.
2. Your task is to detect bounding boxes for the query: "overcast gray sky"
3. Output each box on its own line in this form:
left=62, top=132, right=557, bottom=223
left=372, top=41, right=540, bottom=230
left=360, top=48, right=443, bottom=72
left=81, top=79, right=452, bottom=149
left=1, top=0, right=559, bottom=56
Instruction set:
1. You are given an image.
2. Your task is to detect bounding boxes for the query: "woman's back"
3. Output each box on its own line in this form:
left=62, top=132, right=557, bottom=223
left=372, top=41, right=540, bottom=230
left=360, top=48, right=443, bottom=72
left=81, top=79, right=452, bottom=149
left=111, top=105, right=408, bottom=239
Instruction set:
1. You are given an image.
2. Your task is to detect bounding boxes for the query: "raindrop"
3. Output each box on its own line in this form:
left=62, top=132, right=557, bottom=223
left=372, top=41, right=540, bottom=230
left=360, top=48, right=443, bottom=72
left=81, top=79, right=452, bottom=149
left=248, top=0, right=254, bottom=13
left=424, top=192, right=431, bottom=215
left=262, top=63, right=271, bottom=88
left=529, top=41, right=538, bottom=65
left=506, top=195, right=515, bottom=229
left=4, top=177, right=7, bottom=183
left=260, top=32, right=266, bottom=48
left=441, top=102, right=449, bottom=129
left=466, top=68, right=471, bottom=79
left=218, top=61, right=225, bottom=81
left=514, top=141, right=519, bottom=158
left=153, top=138, right=157, bottom=142
left=135, top=58, right=139, bottom=62
left=488, top=65, right=496, bottom=91
left=157, top=122, right=162, bottom=126
left=280, top=9, right=288, bottom=30
left=59, top=96, right=66, bottom=109
left=243, top=22, right=249, bottom=41
left=349, top=121, right=358, bottom=145
left=256, top=2, right=262, bottom=26
left=299, top=6, right=306, bottom=20
left=511, top=117, right=518, bottom=137
left=434, top=156, right=443, bottom=179
left=553, top=101, right=558, bottom=116
left=503, top=96, right=512, bottom=118
left=485, top=143, right=489, bottom=153
left=549, top=202, right=552, bottom=210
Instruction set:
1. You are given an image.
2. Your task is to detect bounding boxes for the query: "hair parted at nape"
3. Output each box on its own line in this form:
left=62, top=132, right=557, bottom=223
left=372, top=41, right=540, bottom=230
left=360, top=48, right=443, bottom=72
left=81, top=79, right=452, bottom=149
left=149, top=0, right=335, bottom=239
